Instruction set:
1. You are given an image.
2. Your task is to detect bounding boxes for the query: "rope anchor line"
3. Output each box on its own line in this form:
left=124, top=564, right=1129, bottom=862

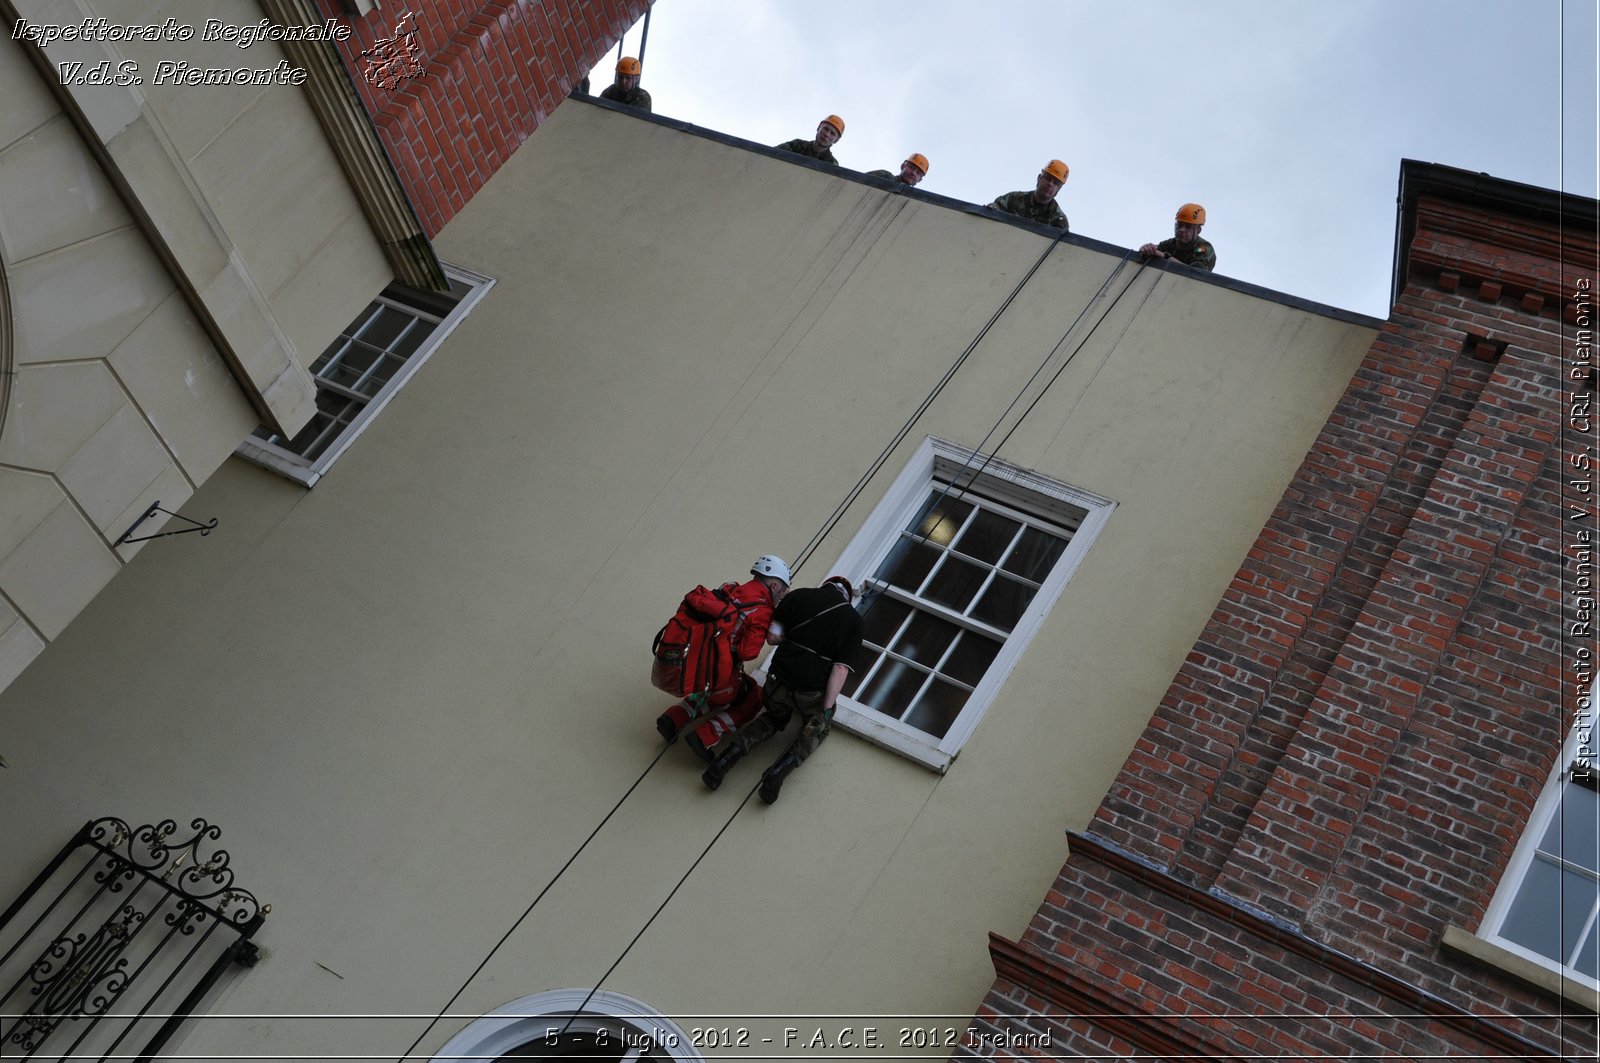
left=397, top=244, right=1159, bottom=1063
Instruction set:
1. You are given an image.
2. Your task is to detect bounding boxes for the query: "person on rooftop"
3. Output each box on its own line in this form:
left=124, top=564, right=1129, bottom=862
left=599, top=56, right=651, bottom=112
left=1140, top=203, right=1216, bottom=272
left=990, top=159, right=1070, bottom=230
left=776, top=115, right=845, bottom=164
left=866, top=153, right=929, bottom=188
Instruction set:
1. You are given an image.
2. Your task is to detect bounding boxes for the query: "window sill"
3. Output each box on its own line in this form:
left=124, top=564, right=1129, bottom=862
left=234, top=438, right=319, bottom=486
left=749, top=667, right=951, bottom=773
left=1440, top=924, right=1599, bottom=1014
left=832, top=702, right=951, bottom=774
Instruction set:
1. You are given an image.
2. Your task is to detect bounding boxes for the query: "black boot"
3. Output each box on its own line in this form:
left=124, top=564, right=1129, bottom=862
left=758, top=751, right=801, bottom=804
left=683, top=731, right=715, bottom=764
left=655, top=713, right=678, bottom=743
left=702, top=744, right=746, bottom=791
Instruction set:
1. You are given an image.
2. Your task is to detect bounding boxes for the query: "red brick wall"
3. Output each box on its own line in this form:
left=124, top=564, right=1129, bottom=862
left=960, top=174, right=1598, bottom=1058
left=324, top=0, right=650, bottom=235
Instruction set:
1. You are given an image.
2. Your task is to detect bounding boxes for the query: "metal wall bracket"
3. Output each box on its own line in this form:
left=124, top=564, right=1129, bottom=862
left=115, top=502, right=218, bottom=546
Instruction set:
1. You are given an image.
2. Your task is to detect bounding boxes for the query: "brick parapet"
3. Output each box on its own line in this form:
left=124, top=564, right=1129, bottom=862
left=1407, top=195, right=1594, bottom=316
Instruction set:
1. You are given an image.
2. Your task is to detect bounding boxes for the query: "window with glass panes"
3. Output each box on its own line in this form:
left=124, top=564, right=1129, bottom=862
left=238, top=269, right=488, bottom=485
left=1486, top=723, right=1600, bottom=990
left=249, top=280, right=465, bottom=461
left=843, top=480, right=1082, bottom=741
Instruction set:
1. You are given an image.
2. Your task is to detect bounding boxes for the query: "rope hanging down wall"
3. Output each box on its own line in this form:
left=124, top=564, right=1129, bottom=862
left=395, top=238, right=1160, bottom=1062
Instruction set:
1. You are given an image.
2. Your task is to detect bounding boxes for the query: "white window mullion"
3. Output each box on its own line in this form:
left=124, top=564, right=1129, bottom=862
left=866, top=583, right=1009, bottom=641
left=1482, top=712, right=1600, bottom=992
left=962, top=568, right=1000, bottom=622
left=237, top=265, right=494, bottom=486
left=1566, top=897, right=1600, bottom=969
left=855, top=608, right=916, bottom=697
left=825, top=436, right=1115, bottom=772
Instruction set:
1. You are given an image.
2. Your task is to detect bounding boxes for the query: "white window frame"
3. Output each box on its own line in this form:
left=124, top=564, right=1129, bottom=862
left=235, top=264, right=493, bottom=486
left=1480, top=697, right=1600, bottom=995
left=821, top=436, right=1114, bottom=773
left=431, top=988, right=703, bottom=1061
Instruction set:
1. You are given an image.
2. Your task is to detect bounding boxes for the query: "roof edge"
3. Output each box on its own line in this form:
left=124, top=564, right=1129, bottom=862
left=578, top=96, right=1385, bottom=331
left=1390, top=159, right=1600, bottom=309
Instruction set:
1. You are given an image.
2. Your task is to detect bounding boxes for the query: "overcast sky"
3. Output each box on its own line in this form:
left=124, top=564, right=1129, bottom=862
left=587, top=0, right=1599, bottom=318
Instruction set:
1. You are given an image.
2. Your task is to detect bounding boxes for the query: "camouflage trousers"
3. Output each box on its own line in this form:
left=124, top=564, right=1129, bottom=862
left=725, top=675, right=833, bottom=763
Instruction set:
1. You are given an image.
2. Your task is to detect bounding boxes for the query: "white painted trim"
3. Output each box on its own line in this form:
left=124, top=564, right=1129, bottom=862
left=824, top=436, right=1116, bottom=771
left=234, top=263, right=494, bottom=485
left=431, top=988, right=703, bottom=1061
left=832, top=702, right=952, bottom=772
left=1479, top=690, right=1600, bottom=994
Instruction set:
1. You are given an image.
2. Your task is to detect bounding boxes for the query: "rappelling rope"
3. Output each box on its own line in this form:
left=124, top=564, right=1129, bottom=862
left=543, top=252, right=1162, bottom=1052
left=794, top=250, right=1149, bottom=581
left=552, top=776, right=762, bottom=1045
left=788, top=225, right=1074, bottom=573
left=393, top=741, right=674, bottom=1062
left=397, top=238, right=1158, bottom=1062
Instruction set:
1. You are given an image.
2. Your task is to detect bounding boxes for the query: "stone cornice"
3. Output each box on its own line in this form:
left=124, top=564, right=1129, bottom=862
left=987, top=933, right=1232, bottom=1060
left=985, top=832, right=1558, bottom=1059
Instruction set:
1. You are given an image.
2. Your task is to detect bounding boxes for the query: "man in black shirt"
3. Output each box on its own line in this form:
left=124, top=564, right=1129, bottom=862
left=702, top=576, right=864, bottom=803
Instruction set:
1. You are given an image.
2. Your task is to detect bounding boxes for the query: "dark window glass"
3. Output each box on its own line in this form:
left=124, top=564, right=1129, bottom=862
left=1002, top=525, right=1070, bottom=583
left=970, top=574, right=1038, bottom=632
left=904, top=678, right=970, bottom=739
left=847, top=481, right=1075, bottom=739
left=953, top=508, right=1020, bottom=565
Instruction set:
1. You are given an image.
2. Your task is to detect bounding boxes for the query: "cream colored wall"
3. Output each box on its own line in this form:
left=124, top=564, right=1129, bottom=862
left=0, top=1, right=391, bottom=690
left=0, top=30, right=255, bottom=688
left=94, top=0, right=392, bottom=367
left=0, top=103, right=1376, bottom=1059
left=10, top=0, right=393, bottom=426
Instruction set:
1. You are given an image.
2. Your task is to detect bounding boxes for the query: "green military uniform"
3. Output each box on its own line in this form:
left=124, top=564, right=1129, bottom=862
left=1156, top=236, right=1216, bottom=272
left=990, top=190, right=1069, bottom=231
left=721, top=585, right=863, bottom=763
left=599, top=84, right=652, bottom=112
left=776, top=139, right=838, bottom=165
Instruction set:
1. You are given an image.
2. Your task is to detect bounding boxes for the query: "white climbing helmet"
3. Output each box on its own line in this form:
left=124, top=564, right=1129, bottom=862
left=750, top=554, right=792, bottom=586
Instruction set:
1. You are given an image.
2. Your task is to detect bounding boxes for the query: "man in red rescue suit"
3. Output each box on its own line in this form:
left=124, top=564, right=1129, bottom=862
left=655, top=555, right=791, bottom=761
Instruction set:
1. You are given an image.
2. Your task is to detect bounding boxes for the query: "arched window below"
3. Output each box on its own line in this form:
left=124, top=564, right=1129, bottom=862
left=432, top=989, right=703, bottom=1063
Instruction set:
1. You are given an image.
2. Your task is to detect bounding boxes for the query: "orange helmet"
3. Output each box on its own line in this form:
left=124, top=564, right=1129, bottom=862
left=616, top=56, right=641, bottom=76
left=905, top=152, right=930, bottom=175
left=821, top=114, right=846, bottom=136
left=1042, top=159, right=1069, bottom=183
left=1176, top=203, right=1206, bottom=225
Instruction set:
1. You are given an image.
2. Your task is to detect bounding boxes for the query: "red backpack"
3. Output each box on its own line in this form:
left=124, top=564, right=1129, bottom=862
left=651, top=583, right=749, bottom=699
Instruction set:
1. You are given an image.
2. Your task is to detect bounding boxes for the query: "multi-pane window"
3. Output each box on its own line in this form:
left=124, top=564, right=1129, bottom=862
left=1485, top=720, right=1600, bottom=990
left=237, top=268, right=489, bottom=485
left=844, top=488, right=1075, bottom=740
left=826, top=437, right=1113, bottom=771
